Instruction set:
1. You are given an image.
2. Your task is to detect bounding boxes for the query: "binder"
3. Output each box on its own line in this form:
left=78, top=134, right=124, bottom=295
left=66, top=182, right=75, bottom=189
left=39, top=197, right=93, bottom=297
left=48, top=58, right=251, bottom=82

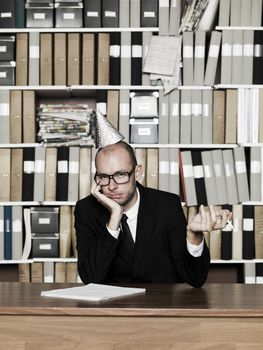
left=109, top=32, right=120, bottom=85
left=96, top=89, right=107, bottom=117
left=29, top=32, right=40, bottom=86
left=194, top=31, right=206, bottom=86
left=169, top=0, right=181, bottom=35
left=202, top=90, right=213, bottom=144
left=182, top=31, right=194, bottom=86
left=250, top=147, right=261, bottom=202
left=44, top=147, right=57, bottom=201
left=212, top=90, right=225, bottom=144
left=168, top=89, right=180, bottom=144
left=4, top=206, right=12, bottom=260
left=158, top=89, right=169, bottom=144
left=102, top=0, right=119, bottom=27
left=230, top=0, right=241, bottom=26
left=82, top=33, right=95, bottom=85
left=218, top=0, right=230, bottom=26
left=31, top=263, right=43, bottom=282
left=222, top=149, right=239, bottom=204
left=158, top=148, right=169, bottom=192
left=119, top=89, right=130, bottom=141
left=169, top=148, right=180, bottom=195
left=131, top=32, right=142, bottom=85
left=211, top=149, right=228, bottom=205
left=225, top=89, right=237, bottom=144
left=54, top=33, right=66, bottom=86
left=221, top=205, right=233, bottom=260
left=251, top=0, right=263, bottom=26
left=0, top=149, right=11, bottom=202
left=255, top=206, right=263, bottom=259
left=107, top=90, right=119, bottom=129
left=16, top=33, right=28, bottom=85
left=209, top=207, right=222, bottom=260
left=67, top=33, right=80, bottom=86
left=140, top=0, right=158, bottom=27
left=242, top=31, right=254, bottom=84
left=232, top=30, right=243, bottom=84
left=0, top=90, right=10, bottom=144
left=221, top=30, right=232, bottom=84
left=68, top=147, right=80, bottom=201
left=233, top=147, right=250, bottom=203
left=18, top=264, right=30, bottom=282
left=241, top=0, right=252, bottom=26
left=142, top=31, right=152, bottom=86
left=79, top=147, right=91, bottom=199
left=232, top=204, right=243, bottom=260
left=180, top=89, right=191, bottom=144
left=34, top=147, right=45, bottom=202
left=0, top=0, right=15, bottom=28
left=12, top=206, right=23, bottom=260
left=158, top=0, right=169, bottom=36
left=11, top=148, right=23, bottom=202
left=146, top=148, right=158, bottom=189
left=59, top=206, right=71, bottom=258
left=83, top=0, right=101, bottom=27
left=119, top=0, right=129, bottom=27
left=204, top=31, right=222, bottom=86
left=23, top=90, right=36, bottom=143
left=22, top=147, right=35, bottom=201
left=191, top=90, right=202, bottom=144
left=71, top=206, right=77, bottom=257
left=40, top=33, right=53, bottom=85
left=56, top=146, right=69, bottom=201
left=97, top=33, right=110, bottom=85
left=130, top=0, right=140, bottom=27
left=192, top=150, right=207, bottom=205
left=179, top=150, right=197, bottom=206
left=55, top=262, right=66, bottom=282
left=120, top=32, right=131, bottom=85
left=0, top=207, right=3, bottom=260
left=201, top=150, right=218, bottom=205
left=135, top=148, right=147, bottom=186
left=242, top=205, right=255, bottom=260
left=15, top=0, right=25, bottom=28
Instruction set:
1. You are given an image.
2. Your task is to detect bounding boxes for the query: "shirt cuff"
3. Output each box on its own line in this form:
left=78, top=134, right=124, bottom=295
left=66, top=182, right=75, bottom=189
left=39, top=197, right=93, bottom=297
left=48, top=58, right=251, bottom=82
left=106, top=224, right=120, bottom=239
left=186, top=238, right=204, bottom=257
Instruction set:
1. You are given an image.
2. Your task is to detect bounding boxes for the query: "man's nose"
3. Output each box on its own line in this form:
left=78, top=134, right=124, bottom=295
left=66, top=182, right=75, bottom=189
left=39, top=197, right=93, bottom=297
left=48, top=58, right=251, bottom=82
left=108, top=177, right=118, bottom=190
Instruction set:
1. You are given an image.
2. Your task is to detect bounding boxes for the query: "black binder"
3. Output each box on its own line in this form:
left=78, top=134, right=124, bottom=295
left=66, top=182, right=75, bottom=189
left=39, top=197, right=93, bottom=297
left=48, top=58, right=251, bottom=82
left=56, top=146, right=69, bottom=201
left=109, top=32, right=120, bottom=85
left=84, top=0, right=101, bottom=27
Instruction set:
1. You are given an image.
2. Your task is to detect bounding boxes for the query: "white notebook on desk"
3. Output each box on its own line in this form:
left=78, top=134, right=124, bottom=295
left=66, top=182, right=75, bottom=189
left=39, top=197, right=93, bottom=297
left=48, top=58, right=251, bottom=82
left=41, top=283, right=146, bottom=302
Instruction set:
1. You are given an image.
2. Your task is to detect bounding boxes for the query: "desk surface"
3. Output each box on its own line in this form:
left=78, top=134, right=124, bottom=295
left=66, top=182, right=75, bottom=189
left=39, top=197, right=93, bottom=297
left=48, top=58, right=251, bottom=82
left=0, top=282, right=263, bottom=317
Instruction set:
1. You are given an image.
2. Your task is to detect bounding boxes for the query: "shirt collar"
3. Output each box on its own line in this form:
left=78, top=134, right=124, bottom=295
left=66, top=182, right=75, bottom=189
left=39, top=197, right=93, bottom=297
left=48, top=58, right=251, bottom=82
left=124, top=188, right=140, bottom=221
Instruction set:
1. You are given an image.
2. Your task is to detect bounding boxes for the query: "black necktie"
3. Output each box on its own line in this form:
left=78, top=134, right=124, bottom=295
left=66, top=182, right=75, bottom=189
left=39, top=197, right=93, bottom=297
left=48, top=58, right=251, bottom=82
left=121, top=214, right=135, bottom=256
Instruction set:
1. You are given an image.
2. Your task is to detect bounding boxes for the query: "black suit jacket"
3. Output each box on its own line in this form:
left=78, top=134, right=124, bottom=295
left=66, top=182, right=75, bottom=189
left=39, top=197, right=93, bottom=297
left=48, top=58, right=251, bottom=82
left=75, top=183, right=210, bottom=287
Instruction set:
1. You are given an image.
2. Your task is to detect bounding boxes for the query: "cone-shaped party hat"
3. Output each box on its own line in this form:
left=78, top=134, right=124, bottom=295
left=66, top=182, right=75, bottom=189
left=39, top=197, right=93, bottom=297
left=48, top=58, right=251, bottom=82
left=95, top=110, right=124, bottom=148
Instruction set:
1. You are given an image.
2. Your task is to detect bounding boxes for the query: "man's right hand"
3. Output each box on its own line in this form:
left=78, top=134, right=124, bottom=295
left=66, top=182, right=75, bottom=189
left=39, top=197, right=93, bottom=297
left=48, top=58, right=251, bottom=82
left=91, top=181, right=123, bottom=230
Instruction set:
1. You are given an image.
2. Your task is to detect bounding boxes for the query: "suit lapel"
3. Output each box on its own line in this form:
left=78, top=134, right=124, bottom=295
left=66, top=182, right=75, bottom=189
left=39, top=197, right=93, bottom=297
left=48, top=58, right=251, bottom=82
left=133, top=184, right=158, bottom=271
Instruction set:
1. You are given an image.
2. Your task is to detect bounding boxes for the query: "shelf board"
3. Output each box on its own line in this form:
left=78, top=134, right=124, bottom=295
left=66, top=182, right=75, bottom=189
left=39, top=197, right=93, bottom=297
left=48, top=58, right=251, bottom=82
left=0, top=27, right=159, bottom=33
left=216, top=84, right=263, bottom=89
left=216, top=26, right=263, bottom=30
left=0, top=143, right=41, bottom=148
left=211, top=260, right=263, bottom=264
left=0, top=201, right=76, bottom=206
left=130, top=144, right=238, bottom=148
left=0, top=260, right=33, bottom=264
left=0, top=85, right=163, bottom=91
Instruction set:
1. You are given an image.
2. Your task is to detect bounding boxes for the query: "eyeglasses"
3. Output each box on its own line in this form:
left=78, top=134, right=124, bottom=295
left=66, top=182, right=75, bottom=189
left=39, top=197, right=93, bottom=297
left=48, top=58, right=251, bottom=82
left=94, top=166, right=136, bottom=186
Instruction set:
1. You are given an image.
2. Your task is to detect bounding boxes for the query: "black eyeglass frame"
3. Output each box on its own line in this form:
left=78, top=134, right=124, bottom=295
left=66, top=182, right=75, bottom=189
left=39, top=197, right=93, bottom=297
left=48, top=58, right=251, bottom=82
left=94, top=166, right=136, bottom=186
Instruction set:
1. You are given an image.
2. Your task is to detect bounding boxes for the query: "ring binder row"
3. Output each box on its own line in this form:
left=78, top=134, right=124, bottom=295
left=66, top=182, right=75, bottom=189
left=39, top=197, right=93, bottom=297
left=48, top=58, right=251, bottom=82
left=0, top=0, right=159, bottom=29
left=0, top=205, right=77, bottom=260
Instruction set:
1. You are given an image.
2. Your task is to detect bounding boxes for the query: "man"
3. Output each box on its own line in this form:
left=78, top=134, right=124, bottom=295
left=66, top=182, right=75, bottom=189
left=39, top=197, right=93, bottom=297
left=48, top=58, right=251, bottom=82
left=75, top=141, right=232, bottom=287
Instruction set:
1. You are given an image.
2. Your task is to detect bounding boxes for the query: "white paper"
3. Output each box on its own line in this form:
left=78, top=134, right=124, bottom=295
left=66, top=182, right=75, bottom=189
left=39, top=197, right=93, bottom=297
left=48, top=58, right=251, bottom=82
left=41, top=283, right=145, bottom=302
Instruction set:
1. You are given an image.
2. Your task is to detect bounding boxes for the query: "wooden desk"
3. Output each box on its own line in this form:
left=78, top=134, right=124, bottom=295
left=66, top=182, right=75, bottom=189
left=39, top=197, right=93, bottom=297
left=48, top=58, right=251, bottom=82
left=0, top=283, right=262, bottom=350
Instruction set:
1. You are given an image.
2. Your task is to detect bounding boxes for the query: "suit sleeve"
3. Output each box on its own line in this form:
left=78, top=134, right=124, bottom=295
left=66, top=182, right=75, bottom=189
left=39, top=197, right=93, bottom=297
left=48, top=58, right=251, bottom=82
left=74, top=200, right=120, bottom=284
left=168, top=197, right=210, bottom=288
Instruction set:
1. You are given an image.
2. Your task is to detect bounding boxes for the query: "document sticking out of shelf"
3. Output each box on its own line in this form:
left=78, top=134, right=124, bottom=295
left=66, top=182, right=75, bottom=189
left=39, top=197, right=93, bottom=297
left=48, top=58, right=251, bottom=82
left=41, top=283, right=146, bottom=302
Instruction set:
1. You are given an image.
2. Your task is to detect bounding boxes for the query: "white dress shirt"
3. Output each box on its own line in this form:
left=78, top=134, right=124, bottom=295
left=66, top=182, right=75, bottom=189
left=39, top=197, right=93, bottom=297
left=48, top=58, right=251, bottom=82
left=107, top=188, right=204, bottom=257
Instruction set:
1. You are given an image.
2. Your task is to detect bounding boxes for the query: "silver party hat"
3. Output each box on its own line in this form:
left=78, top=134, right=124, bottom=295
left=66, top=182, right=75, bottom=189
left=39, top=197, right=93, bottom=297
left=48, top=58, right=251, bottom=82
left=95, top=110, right=124, bottom=148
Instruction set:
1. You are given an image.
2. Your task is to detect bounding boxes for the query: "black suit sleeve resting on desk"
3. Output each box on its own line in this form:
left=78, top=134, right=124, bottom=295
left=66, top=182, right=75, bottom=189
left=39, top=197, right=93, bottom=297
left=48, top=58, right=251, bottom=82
left=75, top=183, right=210, bottom=287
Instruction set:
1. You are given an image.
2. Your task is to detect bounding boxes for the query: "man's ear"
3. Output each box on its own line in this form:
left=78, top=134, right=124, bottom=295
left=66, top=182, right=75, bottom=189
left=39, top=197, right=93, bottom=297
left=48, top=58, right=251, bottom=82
left=134, top=165, right=143, bottom=181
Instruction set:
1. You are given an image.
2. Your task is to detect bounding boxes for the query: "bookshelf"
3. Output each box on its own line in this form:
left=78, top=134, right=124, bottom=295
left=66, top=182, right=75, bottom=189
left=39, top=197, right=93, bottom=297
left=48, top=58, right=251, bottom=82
left=0, top=0, right=263, bottom=284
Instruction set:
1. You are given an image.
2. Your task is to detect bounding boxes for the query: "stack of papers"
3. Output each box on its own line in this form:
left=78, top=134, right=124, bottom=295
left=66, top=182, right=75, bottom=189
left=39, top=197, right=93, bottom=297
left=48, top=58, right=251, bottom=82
left=41, top=283, right=146, bottom=302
